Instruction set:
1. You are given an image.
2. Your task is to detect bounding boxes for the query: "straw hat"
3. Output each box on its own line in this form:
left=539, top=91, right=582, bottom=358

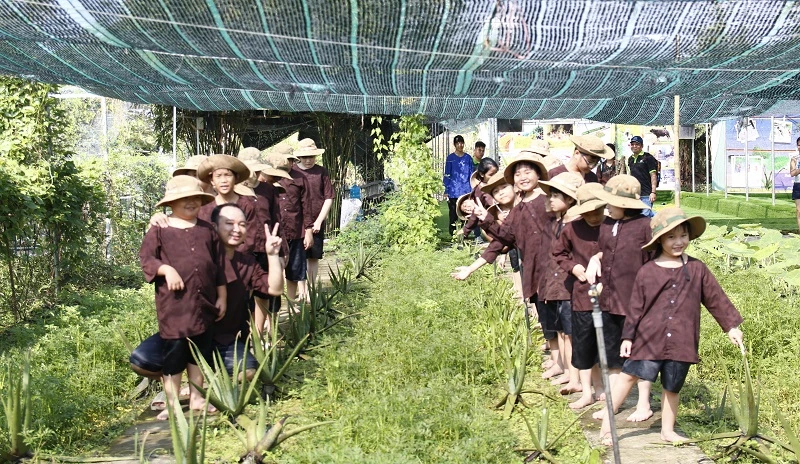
left=567, top=183, right=607, bottom=216
left=594, top=175, right=650, bottom=209
left=265, top=145, right=297, bottom=171
left=238, top=146, right=262, bottom=161
left=537, top=172, right=585, bottom=199
left=503, top=152, right=549, bottom=185
left=642, top=207, right=706, bottom=251
left=520, top=139, right=550, bottom=157
left=541, top=155, right=563, bottom=172
left=455, top=193, right=475, bottom=221
left=480, top=171, right=508, bottom=194
left=234, top=184, right=257, bottom=197
left=172, top=155, right=208, bottom=177
left=156, top=175, right=215, bottom=208
left=570, top=135, right=615, bottom=160
left=270, top=143, right=299, bottom=160
left=469, top=171, right=481, bottom=189
left=197, top=154, right=251, bottom=184
left=295, top=138, right=325, bottom=157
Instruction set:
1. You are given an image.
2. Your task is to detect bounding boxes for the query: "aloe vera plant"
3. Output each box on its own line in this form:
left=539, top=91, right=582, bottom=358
left=250, top=314, right=309, bottom=392
left=167, top=398, right=207, bottom=464
left=327, top=262, right=353, bottom=294
left=349, top=243, right=378, bottom=281
left=189, top=338, right=266, bottom=417
left=0, top=353, right=32, bottom=460
left=520, top=402, right=596, bottom=463
left=228, top=396, right=333, bottom=463
left=677, top=349, right=789, bottom=463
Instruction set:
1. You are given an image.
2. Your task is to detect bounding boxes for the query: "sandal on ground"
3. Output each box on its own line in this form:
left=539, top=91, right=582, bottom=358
left=150, top=390, right=166, bottom=411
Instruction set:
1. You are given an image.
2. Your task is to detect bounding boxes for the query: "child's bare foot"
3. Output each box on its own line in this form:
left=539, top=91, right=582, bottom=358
left=661, top=430, right=688, bottom=443
left=541, top=359, right=554, bottom=369
left=178, top=384, right=190, bottom=400
left=569, top=395, right=596, bottom=410
left=156, top=409, right=170, bottom=421
left=550, top=373, right=570, bottom=386
left=559, top=382, right=582, bottom=395
left=600, top=432, right=614, bottom=447
left=595, top=392, right=606, bottom=402
left=542, top=364, right=563, bottom=379
left=626, top=408, right=653, bottom=422
left=592, top=408, right=608, bottom=420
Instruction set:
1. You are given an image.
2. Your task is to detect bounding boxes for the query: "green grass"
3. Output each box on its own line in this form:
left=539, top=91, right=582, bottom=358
left=262, top=250, right=590, bottom=463
left=0, top=286, right=156, bottom=455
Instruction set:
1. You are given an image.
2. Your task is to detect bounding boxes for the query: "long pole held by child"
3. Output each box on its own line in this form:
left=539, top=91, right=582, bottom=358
left=589, top=283, right=621, bottom=464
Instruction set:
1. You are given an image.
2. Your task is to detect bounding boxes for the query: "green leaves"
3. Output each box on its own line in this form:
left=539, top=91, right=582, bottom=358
left=0, top=352, right=32, bottom=459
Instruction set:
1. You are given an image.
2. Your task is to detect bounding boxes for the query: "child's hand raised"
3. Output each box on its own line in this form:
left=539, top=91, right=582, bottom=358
left=728, top=327, right=744, bottom=353
left=264, top=223, right=282, bottom=256
left=620, top=340, right=632, bottom=358
left=163, top=266, right=184, bottom=291
left=472, top=196, right=489, bottom=221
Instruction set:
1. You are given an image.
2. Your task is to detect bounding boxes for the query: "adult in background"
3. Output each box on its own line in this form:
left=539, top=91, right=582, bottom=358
left=792, top=137, right=800, bottom=232
left=443, top=134, right=475, bottom=236
left=472, top=140, right=486, bottom=166
left=627, top=136, right=658, bottom=217
left=597, top=143, right=626, bottom=185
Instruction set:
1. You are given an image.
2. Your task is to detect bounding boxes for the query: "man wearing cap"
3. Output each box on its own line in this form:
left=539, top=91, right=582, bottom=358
left=627, top=136, right=658, bottom=217
left=443, top=134, right=475, bottom=236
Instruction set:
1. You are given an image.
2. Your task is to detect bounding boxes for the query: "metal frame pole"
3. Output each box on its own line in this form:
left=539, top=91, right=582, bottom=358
left=706, top=123, right=710, bottom=196
left=771, top=116, right=776, bottom=205
left=692, top=125, right=696, bottom=193
left=172, top=106, right=177, bottom=169
left=673, top=95, right=681, bottom=207
left=745, top=123, right=749, bottom=201
left=589, top=285, right=621, bottom=464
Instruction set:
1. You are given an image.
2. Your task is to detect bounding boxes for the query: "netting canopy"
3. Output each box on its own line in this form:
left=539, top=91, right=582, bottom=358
left=1, top=0, right=799, bottom=123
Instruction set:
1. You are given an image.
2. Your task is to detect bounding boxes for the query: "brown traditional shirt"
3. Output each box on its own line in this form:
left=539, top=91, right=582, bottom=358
left=538, top=215, right=576, bottom=302
left=622, top=258, right=743, bottom=363
left=197, top=195, right=260, bottom=254
left=481, top=194, right=547, bottom=298
left=552, top=218, right=601, bottom=311
left=277, top=171, right=313, bottom=240
left=462, top=183, right=496, bottom=234
left=293, top=165, right=335, bottom=229
left=139, top=220, right=228, bottom=339
left=213, top=251, right=272, bottom=345
left=252, top=182, right=289, bottom=258
left=597, top=215, right=652, bottom=316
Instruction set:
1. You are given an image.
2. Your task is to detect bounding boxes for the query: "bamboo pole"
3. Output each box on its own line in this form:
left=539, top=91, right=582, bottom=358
left=674, top=95, right=681, bottom=207
left=771, top=117, right=776, bottom=206
left=745, top=124, right=749, bottom=201
left=691, top=125, right=696, bottom=193
left=172, top=106, right=177, bottom=169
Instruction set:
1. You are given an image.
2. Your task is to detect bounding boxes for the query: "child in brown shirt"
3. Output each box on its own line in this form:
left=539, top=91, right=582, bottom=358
left=586, top=174, right=655, bottom=423
left=139, top=175, right=228, bottom=420
left=552, top=183, right=607, bottom=410
left=537, top=172, right=584, bottom=388
left=600, top=207, right=743, bottom=444
left=292, top=139, right=335, bottom=284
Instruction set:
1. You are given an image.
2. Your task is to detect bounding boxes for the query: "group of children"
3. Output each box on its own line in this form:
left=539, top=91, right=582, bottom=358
left=454, top=135, right=745, bottom=444
left=133, top=140, right=334, bottom=419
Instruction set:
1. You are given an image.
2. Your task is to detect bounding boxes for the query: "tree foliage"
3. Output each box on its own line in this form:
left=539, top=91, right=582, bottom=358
left=379, top=115, right=442, bottom=251
left=0, top=77, right=105, bottom=323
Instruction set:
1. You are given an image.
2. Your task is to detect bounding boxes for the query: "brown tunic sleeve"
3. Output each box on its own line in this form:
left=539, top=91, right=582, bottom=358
left=237, top=194, right=260, bottom=254
left=623, top=259, right=743, bottom=364
left=553, top=219, right=600, bottom=311
left=139, top=226, right=164, bottom=283
left=598, top=215, right=652, bottom=316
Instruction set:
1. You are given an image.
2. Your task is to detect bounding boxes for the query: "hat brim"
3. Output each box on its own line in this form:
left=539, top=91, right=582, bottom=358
left=156, top=191, right=215, bottom=209
left=469, top=171, right=480, bottom=190
left=567, top=199, right=607, bottom=217
left=594, top=187, right=650, bottom=210
left=480, top=177, right=509, bottom=195
left=171, top=167, right=197, bottom=177
left=295, top=148, right=325, bottom=157
left=234, top=184, right=256, bottom=197
left=503, top=155, right=549, bottom=185
left=642, top=216, right=707, bottom=251
left=537, top=179, right=578, bottom=200
left=570, top=135, right=615, bottom=160
left=197, top=155, right=251, bottom=185
left=262, top=167, right=292, bottom=179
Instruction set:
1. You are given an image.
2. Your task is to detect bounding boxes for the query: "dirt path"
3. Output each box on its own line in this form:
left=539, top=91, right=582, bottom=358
left=103, top=255, right=340, bottom=462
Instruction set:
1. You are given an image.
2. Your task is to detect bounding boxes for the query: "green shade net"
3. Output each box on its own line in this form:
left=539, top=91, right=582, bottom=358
left=0, top=0, right=798, bottom=123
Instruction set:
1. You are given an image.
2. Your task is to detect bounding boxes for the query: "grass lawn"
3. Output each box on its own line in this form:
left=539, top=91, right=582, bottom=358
left=257, top=249, right=591, bottom=463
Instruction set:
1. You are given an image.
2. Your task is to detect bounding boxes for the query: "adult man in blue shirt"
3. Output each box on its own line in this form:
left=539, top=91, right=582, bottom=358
left=443, top=134, right=475, bottom=235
